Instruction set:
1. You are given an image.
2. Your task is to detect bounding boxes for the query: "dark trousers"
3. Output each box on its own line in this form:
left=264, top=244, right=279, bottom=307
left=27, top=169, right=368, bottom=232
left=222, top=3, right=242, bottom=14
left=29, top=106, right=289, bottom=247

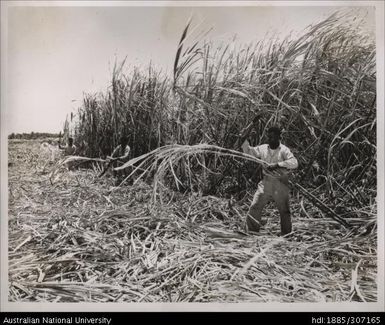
left=112, top=161, right=132, bottom=185
left=247, top=175, right=292, bottom=235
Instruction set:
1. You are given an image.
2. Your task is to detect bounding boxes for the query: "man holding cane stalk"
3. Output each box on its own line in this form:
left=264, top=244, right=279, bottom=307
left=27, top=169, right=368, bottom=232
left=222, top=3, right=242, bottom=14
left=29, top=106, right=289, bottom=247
left=241, top=126, right=298, bottom=236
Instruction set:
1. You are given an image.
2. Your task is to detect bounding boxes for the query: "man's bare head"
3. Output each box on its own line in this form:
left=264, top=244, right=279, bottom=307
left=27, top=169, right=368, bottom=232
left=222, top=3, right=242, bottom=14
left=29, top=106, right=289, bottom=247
left=120, top=136, right=129, bottom=147
left=267, top=126, right=281, bottom=149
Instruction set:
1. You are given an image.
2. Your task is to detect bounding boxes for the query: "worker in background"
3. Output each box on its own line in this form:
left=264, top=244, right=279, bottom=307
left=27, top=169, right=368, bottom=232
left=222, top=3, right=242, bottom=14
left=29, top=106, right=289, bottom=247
left=110, top=135, right=130, bottom=185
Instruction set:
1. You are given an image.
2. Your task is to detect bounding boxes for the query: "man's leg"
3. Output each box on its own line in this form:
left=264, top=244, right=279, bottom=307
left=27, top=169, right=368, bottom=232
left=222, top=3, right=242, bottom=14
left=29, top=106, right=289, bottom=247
left=113, top=162, right=124, bottom=186
left=272, top=182, right=292, bottom=235
left=246, top=183, right=269, bottom=232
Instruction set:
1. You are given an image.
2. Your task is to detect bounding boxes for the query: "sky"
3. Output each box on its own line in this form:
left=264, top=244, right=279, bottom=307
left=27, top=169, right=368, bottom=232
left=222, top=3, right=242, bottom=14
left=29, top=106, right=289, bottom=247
left=1, top=1, right=376, bottom=134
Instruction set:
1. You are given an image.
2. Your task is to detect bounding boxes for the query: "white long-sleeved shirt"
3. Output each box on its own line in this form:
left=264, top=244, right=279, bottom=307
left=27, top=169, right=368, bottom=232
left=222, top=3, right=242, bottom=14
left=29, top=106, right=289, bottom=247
left=244, top=143, right=298, bottom=177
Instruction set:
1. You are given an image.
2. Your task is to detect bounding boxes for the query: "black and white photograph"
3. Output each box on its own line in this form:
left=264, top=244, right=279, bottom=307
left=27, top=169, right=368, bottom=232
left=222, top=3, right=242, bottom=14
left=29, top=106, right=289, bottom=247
left=1, top=0, right=384, bottom=313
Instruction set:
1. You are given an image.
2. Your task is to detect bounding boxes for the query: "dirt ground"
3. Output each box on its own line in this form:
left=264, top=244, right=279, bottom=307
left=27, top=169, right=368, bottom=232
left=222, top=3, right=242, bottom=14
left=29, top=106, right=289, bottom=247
left=7, top=139, right=377, bottom=303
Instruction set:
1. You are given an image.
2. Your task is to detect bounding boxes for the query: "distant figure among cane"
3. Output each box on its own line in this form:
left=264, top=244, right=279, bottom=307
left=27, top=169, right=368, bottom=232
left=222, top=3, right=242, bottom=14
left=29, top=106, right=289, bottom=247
left=58, top=137, right=77, bottom=156
left=58, top=137, right=77, bottom=170
left=109, top=135, right=130, bottom=185
left=241, top=126, right=298, bottom=236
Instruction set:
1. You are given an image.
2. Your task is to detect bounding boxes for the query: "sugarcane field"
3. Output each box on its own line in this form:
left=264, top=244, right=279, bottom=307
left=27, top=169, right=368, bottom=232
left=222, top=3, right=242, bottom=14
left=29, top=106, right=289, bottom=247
left=5, top=6, right=380, bottom=306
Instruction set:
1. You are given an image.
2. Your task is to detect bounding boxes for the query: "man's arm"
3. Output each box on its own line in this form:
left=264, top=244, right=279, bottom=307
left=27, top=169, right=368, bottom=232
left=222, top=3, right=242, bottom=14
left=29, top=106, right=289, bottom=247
left=110, top=146, right=120, bottom=159
left=241, top=140, right=261, bottom=158
left=119, top=146, right=130, bottom=161
left=277, top=147, right=298, bottom=169
left=111, top=145, right=130, bottom=161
